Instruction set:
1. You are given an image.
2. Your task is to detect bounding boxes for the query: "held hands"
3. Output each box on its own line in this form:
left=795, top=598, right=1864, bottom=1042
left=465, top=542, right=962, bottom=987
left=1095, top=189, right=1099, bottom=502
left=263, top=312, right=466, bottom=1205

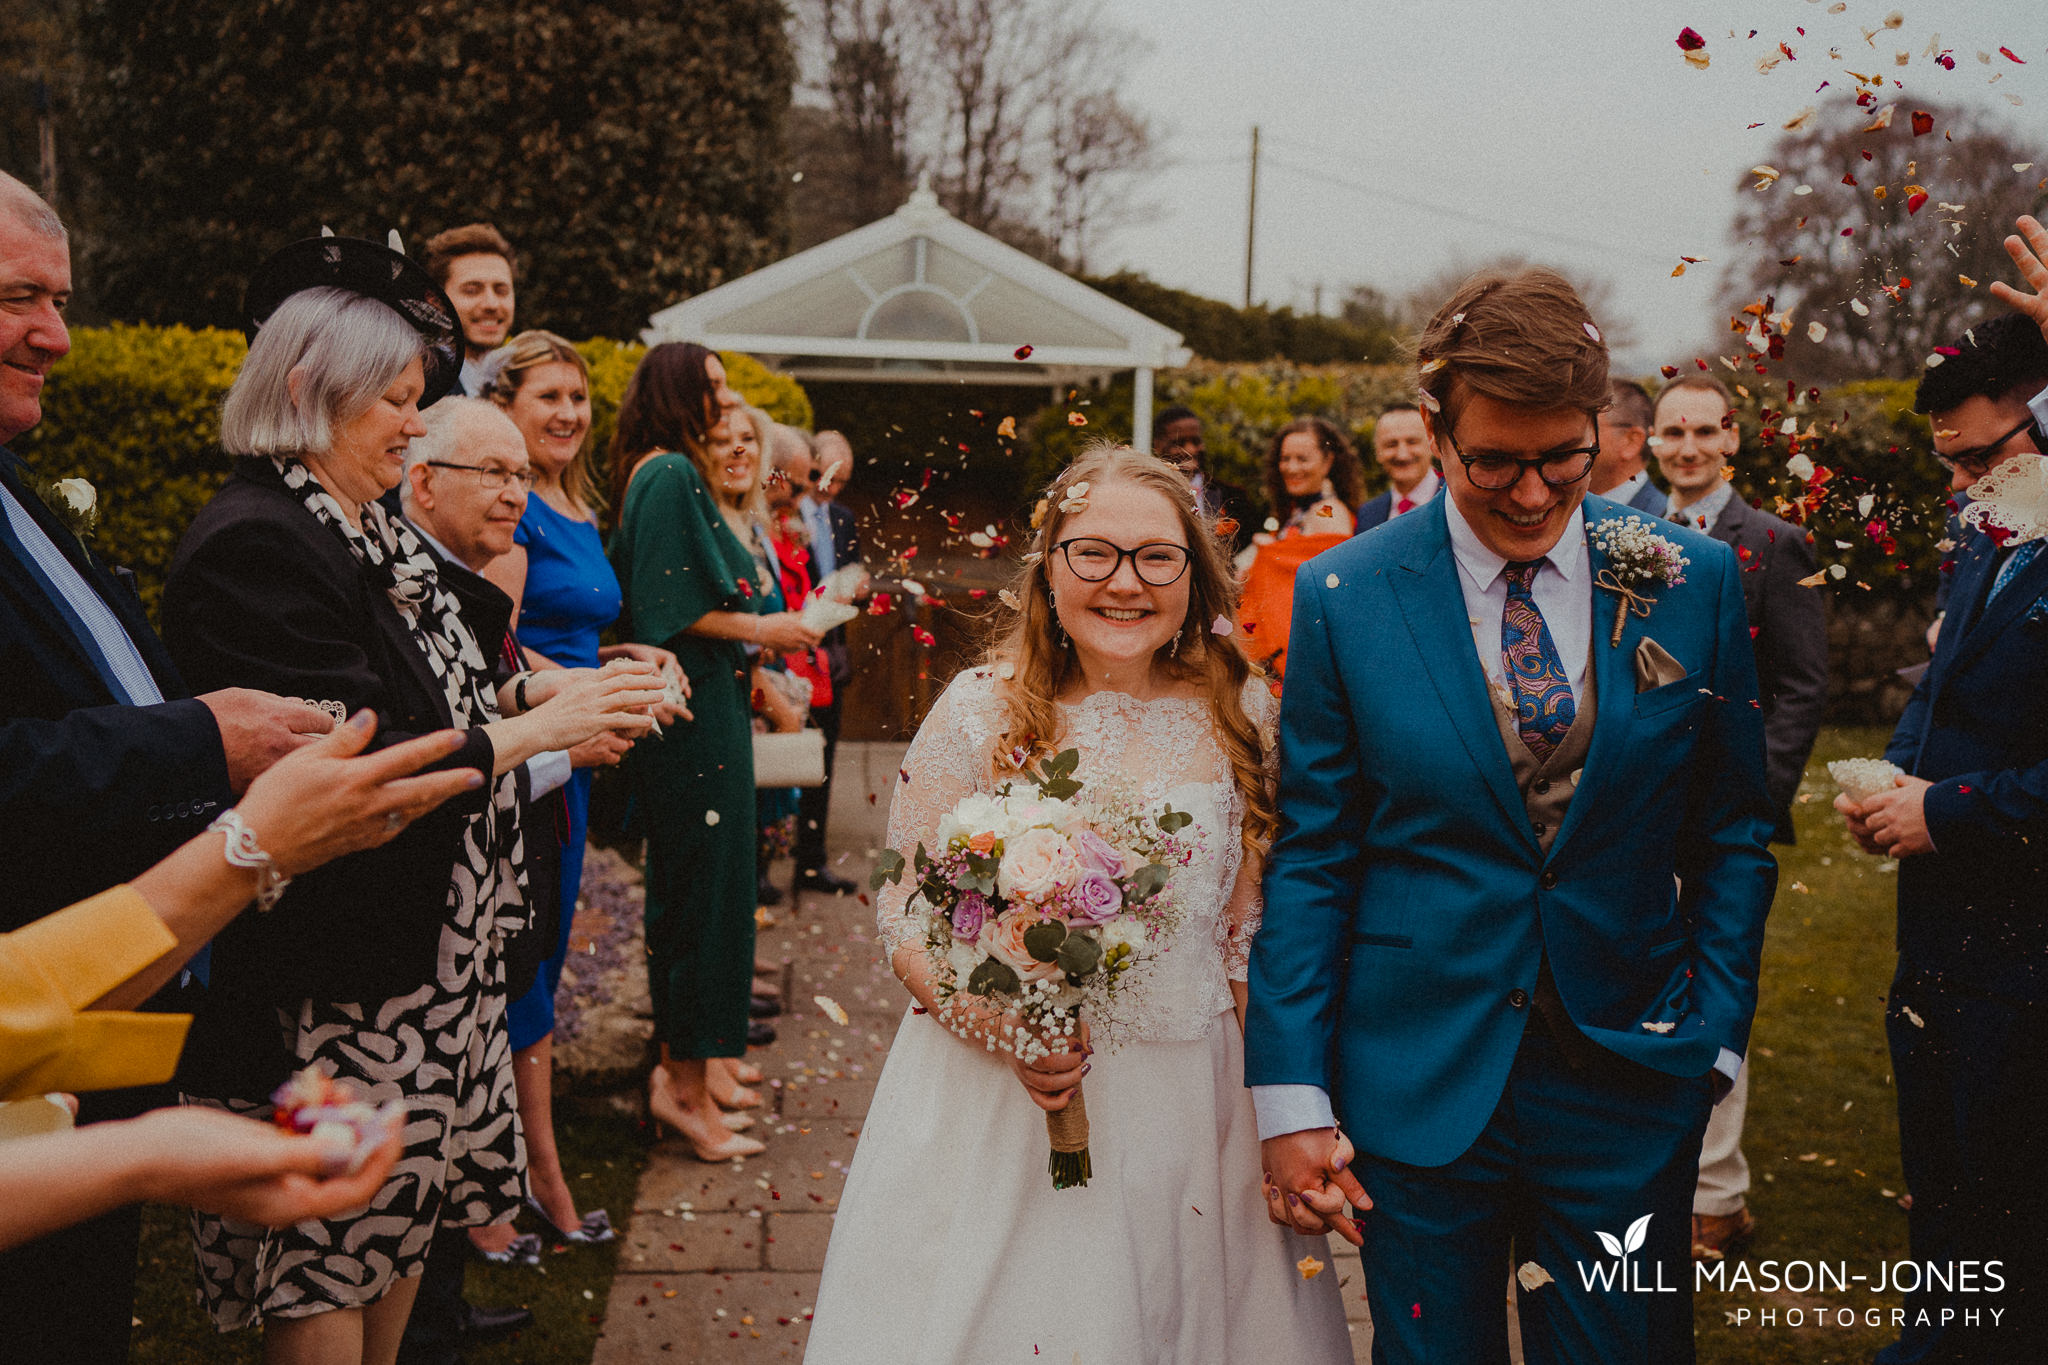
left=1007, top=1014, right=1091, bottom=1113
left=755, top=612, right=824, bottom=654
left=1990, top=215, right=2048, bottom=345
left=1836, top=775, right=1937, bottom=858
left=1262, top=1127, right=1371, bottom=1247
left=198, top=688, right=337, bottom=793
left=567, top=732, right=635, bottom=769
left=521, top=659, right=666, bottom=752
left=233, top=711, right=483, bottom=876
left=125, top=1106, right=400, bottom=1226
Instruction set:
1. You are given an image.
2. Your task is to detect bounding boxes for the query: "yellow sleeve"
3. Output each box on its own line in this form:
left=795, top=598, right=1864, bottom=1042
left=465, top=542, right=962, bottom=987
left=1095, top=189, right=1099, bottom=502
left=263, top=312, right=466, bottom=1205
left=0, top=887, right=191, bottom=1101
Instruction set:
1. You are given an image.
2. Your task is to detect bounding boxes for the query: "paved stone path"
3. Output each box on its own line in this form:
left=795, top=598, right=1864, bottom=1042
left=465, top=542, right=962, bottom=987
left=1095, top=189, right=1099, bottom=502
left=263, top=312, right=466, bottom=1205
left=589, top=741, right=1415, bottom=1363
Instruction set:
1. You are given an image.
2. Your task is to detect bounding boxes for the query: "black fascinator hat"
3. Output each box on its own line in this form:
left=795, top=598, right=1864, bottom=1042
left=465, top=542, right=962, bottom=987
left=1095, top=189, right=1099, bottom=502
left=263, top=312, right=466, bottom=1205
left=242, top=229, right=462, bottom=407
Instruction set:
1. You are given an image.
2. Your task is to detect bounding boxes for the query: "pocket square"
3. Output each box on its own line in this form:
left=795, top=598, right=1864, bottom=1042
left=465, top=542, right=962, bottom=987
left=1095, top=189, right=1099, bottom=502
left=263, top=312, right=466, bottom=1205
left=1633, top=637, right=1687, bottom=692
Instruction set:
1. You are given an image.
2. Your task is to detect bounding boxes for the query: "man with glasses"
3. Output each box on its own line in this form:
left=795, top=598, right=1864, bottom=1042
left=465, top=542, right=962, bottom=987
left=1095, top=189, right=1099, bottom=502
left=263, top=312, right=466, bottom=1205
left=1249, top=267, right=1774, bottom=1363
left=1836, top=220, right=2048, bottom=1364
left=1591, top=378, right=1666, bottom=514
left=1649, top=372, right=1826, bottom=1263
left=395, top=396, right=568, bottom=1364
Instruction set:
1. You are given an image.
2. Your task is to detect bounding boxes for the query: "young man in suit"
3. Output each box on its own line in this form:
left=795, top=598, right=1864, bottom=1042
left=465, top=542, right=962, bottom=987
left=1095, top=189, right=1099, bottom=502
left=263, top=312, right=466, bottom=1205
left=1838, top=217, right=2048, bottom=1363
left=1153, top=405, right=1255, bottom=554
left=0, top=172, right=333, bottom=1364
left=1651, top=372, right=1828, bottom=1259
left=1355, top=404, right=1441, bottom=531
left=1592, top=378, right=1665, bottom=514
left=1249, top=267, right=1775, bottom=1363
left=423, top=223, right=516, bottom=395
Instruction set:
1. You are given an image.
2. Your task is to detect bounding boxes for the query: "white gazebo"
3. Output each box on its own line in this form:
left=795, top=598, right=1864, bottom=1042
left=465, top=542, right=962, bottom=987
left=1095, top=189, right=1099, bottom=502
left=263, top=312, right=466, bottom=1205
left=644, top=177, right=1192, bottom=450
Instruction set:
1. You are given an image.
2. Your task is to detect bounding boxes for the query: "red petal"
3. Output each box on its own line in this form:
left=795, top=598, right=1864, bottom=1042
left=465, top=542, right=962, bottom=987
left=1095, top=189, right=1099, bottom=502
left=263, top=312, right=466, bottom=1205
left=1999, top=46, right=2025, bottom=63
left=1013, top=344, right=1035, bottom=360
left=1676, top=26, right=1706, bottom=50
left=1911, top=110, right=1934, bottom=136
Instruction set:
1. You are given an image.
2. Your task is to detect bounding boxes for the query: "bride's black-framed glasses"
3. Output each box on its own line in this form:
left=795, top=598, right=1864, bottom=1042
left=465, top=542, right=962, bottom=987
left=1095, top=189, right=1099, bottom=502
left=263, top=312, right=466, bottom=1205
left=1053, top=536, right=1192, bottom=586
left=1440, top=426, right=1599, bottom=490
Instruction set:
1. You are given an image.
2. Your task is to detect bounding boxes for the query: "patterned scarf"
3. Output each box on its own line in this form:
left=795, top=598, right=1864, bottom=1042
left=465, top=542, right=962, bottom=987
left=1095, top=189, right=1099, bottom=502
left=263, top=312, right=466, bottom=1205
left=270, top=456, right=528, bottom=971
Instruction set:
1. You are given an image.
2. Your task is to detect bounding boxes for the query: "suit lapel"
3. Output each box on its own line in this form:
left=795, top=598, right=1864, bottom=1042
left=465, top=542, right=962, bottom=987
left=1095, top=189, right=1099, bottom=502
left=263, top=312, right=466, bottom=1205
left=0, top=450, right=125, bottom=693
left=1551, top=508, right=1641, bottom=859
left=1949, top=534, right=2048, bottom=672
left=1387, top=500, right=1534, bottom=847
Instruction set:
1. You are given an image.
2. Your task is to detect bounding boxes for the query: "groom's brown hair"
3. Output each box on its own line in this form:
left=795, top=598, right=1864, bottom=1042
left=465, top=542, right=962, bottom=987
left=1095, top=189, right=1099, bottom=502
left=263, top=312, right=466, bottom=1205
left=1415, top=267, right=1610, bottom=429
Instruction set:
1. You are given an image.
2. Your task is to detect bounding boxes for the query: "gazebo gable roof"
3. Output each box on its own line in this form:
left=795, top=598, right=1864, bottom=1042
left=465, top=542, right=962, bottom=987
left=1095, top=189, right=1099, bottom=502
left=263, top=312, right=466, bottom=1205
left=645, top=181, right=1190, bottom=371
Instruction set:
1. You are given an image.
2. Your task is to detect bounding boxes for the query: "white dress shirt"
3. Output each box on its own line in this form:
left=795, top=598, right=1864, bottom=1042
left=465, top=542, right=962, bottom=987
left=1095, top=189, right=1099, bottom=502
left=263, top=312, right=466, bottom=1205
left=1390, top=468, right=1441, bottom=515
left=1667, top=478, right=1736, bottom=535
left=0, top=483, right=164, bottom=706
left=405, top=518, right=571, bottom=799
left=1251, top=496, right=1735, bottom=1141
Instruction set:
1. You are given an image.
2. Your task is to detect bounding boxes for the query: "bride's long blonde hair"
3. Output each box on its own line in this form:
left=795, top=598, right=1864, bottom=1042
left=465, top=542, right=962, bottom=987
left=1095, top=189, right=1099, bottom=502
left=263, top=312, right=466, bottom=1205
left=987, top=444, right=1276, bottom=859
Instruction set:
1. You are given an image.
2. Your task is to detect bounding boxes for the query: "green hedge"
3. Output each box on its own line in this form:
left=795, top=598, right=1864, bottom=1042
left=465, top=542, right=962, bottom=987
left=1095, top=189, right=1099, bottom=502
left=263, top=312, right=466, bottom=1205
left=14, top=326, right=810, bottom=615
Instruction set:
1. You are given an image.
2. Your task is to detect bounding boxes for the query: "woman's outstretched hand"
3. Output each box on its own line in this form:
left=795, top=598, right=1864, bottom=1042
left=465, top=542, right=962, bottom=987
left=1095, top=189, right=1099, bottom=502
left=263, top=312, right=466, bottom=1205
left=234, top=711, right=482, bottom=876
left=1009, top=1015, right=1091, bottom=1113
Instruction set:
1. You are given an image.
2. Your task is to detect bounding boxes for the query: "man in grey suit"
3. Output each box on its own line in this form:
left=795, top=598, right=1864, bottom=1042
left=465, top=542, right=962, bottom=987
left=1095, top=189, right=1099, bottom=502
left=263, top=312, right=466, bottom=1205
left=1654, top=371, right=1828, bottom=1259
left=1592, top=378, right=1665, bottom=513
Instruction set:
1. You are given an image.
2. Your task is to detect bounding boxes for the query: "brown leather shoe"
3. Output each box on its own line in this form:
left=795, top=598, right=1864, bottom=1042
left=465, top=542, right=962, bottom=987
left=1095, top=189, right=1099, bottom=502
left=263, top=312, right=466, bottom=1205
left=1691, top=1206, right=1756, bottom=1260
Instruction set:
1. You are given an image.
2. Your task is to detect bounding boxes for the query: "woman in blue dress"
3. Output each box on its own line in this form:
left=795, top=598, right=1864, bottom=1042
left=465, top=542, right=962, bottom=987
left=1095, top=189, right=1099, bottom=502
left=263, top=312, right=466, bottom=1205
left=480, top=331, right=684, bottom=1246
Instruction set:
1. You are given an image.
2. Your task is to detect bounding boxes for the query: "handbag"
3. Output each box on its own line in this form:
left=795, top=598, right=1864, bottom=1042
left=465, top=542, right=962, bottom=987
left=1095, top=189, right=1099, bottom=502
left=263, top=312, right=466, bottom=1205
left=753, top=727, right=827, bottom=788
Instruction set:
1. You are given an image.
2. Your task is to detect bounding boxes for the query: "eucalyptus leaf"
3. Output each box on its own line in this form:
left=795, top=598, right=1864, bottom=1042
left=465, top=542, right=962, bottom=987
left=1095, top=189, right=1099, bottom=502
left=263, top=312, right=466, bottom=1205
left=1057, top=932, right=1103, bottom=976
left=1125, top=862, right=1169, bottom=902
left=1156, top=807, right=1193, bottom=834
left=1022, top=920, right=1068, bottom=962
left=870, top=849, right=906, bottom=891
left=966, top=957, right=1020, bottom=997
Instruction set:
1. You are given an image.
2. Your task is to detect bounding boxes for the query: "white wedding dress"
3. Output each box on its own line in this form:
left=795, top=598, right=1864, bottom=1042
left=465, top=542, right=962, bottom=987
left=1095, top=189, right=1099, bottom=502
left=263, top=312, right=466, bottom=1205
left=806, top=669, right=1351, bottom=1364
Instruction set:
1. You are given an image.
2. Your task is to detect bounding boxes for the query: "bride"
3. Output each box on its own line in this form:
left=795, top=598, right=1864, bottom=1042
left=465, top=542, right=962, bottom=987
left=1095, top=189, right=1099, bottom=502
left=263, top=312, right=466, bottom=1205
left=806, top=446, right=1350, bottom=1363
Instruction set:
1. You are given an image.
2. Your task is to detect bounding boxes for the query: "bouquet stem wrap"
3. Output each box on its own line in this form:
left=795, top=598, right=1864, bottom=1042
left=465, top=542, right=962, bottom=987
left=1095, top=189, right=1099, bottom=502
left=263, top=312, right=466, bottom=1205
left=1046, top=1084, right=1092, bottom=1190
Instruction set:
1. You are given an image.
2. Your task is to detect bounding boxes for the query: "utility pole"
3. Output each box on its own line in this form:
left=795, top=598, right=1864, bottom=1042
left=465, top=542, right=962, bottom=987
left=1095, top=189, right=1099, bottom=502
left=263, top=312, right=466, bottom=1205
left=1243, top=125, right=1259, bottom=309
left=34, top=78, right=57, bottom=206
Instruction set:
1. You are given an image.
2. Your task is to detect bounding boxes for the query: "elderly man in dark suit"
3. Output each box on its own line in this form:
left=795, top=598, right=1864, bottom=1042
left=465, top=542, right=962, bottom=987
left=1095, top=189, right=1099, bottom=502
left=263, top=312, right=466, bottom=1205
left=1651, top=371, right=1828, bottom=1259
left=0, top=172, right=330, bottom=1363
left=1354, top=403, right=1442, bottom=532
left=1840, top=221, right=2048, bottom=1363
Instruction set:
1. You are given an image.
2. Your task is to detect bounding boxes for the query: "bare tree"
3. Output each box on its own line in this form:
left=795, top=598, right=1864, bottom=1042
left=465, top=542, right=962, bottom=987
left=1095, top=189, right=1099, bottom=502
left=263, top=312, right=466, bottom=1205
left=788, top=0, right=1158, bottom=266
left=1720, top=97, right=2047, bottom=382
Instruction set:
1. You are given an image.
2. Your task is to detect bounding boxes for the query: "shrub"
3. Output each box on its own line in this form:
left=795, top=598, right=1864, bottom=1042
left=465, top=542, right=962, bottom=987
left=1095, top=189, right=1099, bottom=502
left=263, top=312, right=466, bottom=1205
left=15, top=325, right=808, bottom=613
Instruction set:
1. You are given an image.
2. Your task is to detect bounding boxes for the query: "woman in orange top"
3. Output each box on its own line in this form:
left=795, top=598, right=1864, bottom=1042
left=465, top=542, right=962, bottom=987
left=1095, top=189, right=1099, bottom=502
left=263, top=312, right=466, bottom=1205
left=1237, top=418, right=1364, bottom=678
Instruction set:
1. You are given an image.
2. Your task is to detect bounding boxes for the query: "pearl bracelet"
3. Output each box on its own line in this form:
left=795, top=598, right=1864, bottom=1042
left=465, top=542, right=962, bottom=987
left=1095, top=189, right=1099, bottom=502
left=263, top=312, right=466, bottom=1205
left=207, top=809, right=292, bottom=912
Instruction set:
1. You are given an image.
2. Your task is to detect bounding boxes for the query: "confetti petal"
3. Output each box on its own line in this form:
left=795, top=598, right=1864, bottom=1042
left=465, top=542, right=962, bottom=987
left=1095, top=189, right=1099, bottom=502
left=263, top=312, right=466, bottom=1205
left=814, top=995, right=849, bottom=1026
left=1517, top=1262, right=1556, bottom=1291
left=1864, top=104, right=1895, bottom=131
left=1675, top=26, right=1706, bottom=52
left=1325, top=573, right=1340, bottom=589
left=1807, top=320, right=1828, bottom=343
left=1911, top=110, right=1934, bottom=136
left=996, top=416, right=1017, bottom=439
left=1013, top=344, right=1034, bottom=360
left=1297, top=1255, right=1325, bottom=1280
left=1211, top=615, right=1234, bottom=636
left=1850, top=298, right=1871, bottom=316
left=705, top=810, right=721, bottom=826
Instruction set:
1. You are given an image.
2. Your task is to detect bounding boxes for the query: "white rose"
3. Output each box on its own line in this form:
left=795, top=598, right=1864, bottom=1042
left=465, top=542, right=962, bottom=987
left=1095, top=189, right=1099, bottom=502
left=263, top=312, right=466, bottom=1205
left=996, top=827, right=1079, bottom=903
left=1098, top=919, right=1146, bottom=954
left=53, top=478, right=95, bottom=516
left=943, top=942, right=980, bottom=986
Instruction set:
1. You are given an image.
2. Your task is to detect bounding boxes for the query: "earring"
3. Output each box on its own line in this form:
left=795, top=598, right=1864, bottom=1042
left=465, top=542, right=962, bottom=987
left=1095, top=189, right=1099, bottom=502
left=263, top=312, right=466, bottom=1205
left=1170, top=626, right=1184, bottom=658
left=1048, top=590, right=1066, bottom=647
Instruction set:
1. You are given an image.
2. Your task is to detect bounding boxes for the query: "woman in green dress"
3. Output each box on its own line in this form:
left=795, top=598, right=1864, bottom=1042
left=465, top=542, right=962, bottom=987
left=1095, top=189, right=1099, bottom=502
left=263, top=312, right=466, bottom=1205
left=608, top=343, right=821, bottom=1161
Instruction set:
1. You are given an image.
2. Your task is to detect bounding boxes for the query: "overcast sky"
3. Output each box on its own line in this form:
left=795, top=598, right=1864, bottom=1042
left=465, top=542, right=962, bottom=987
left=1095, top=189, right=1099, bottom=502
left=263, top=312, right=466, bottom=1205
left=1095, top=0, right=2048, bottom=370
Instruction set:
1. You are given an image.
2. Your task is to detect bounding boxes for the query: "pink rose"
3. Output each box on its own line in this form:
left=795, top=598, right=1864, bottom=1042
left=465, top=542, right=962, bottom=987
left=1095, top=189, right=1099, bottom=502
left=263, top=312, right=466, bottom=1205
left=979, top=909, right=1062, bottom=983
left=997, top=827, right=1079, bottom=903
left=950, top=891, right=992, bottom=941
left=1069, top=872, right=1122, bottom=924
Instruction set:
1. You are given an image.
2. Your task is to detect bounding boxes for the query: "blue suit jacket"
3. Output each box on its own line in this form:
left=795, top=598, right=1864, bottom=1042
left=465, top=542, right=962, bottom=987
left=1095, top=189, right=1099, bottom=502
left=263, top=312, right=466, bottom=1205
left=1245, top=494, right=1777, bottom=1167
left=1884, top=526, right=2048, bottom=1000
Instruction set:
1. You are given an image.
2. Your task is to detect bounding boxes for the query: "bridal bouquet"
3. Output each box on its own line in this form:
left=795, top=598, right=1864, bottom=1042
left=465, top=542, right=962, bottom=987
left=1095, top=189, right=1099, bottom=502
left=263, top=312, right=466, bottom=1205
left=871, top=749, right=1200, bottom=1189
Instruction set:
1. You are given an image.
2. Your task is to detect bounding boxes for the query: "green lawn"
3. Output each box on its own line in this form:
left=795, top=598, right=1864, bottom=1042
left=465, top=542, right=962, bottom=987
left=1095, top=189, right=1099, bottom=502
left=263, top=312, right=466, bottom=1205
left=133, top=1100, right=647, bottom=1365
left=1689, top=726, right=1913, bottom=1363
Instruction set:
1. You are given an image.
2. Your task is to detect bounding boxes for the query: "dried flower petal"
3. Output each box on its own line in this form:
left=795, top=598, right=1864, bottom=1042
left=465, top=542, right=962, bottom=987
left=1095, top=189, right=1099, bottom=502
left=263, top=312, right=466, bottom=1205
left=813, top=995, right=849, bottom=1026
left=1517, top=1262, right=1556, bottom=1291
left=1325, top=573, right=1340, bottom=589
left=1675, top=26, right=1706, bottom=51
left=1067, top=412, right=1088, bottom=427
left=1850, top=298, right=1872, bottom=316
left=1807, top=320, right=1829, bottom=343
left=996, top=416, right=1017, bottom=439
left=1583, top=321, right=1603, bottom=343
left=1297, top=1255, right=1325, bottom=1280
left=1999, top=46, right=2026, bottom=63
left=1013, top=344, right=1034, bottom=360
left=1911, top=110, right=1934, bottom=136
left=1211, top=615, right=1234, bottom=636
left=705, top=809, right=721, bottom=826
left=1685, top=48, right=1711, bottom=69
left=1906, top=191, right=1929, bottom=215
left=1864, top=103, right=1895, bottom=131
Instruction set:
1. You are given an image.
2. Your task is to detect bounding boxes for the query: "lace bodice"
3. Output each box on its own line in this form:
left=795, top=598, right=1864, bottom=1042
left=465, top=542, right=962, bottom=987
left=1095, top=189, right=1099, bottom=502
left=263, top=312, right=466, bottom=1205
left=877, top=668, right=1278, bottom=1043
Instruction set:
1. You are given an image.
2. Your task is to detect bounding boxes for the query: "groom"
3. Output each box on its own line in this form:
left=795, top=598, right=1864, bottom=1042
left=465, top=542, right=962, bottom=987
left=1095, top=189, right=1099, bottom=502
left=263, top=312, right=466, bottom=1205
left=1247, top=267, right=1776, bottom=1362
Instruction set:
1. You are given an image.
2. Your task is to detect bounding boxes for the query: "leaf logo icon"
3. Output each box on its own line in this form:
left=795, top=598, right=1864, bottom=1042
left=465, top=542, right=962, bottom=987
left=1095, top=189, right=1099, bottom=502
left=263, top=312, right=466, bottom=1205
left=1595, top=1229, right=1624, bottom=1258
left=1624, top=1213, right=1652, bottom=1254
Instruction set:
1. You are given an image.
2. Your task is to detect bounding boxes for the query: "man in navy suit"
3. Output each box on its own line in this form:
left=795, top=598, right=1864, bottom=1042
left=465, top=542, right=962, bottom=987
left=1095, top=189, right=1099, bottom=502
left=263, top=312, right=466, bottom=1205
left=0, top=173, right=332, bottom=1362
left=794, top=429, right=864, bottom=895
left=1591, top=378, right=1666, bottom=514
left=1839, top=219, right=2048, bottom=1363
left=1249, top=267, right=1775, bottom=1363
left=1154, top=405, right=1256, bottom=554
left=1354, top=403, right=1441, bottom=531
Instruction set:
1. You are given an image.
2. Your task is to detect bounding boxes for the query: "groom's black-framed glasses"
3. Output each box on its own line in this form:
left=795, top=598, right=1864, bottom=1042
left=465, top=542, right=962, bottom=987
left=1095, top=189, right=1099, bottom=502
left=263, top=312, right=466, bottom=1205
left=1440, top=426, right=1599, bottom=490
left=1053, top=537, right=1192, bottom=586
left=1933, top=414, right=2040, bottom=472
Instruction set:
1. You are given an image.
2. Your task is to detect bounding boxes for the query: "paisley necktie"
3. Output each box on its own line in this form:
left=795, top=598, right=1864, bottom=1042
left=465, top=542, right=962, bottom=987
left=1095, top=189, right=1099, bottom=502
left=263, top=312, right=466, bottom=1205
left=1987, top=540, right=2041, bottom=606
left=1502, top=560, right=1576, bottom=762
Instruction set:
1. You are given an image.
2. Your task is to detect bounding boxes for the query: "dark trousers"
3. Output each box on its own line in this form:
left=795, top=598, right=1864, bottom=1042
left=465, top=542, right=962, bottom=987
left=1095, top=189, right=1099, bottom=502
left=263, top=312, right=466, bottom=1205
left=1876, top=973, right=2047, bottom=1364
left=1351, top=1026, right=1712, bottom=1364
left=793, top=695, right=842, bottom=872
left=395, top=1223, right=471, bottom=1364
left=0, top=1084, right=164, bottom=1364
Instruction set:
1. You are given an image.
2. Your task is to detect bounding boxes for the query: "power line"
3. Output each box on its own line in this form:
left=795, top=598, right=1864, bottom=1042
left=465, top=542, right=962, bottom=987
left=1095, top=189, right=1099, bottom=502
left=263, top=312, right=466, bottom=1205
left=1260, top=154, right=1672, bottom=266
